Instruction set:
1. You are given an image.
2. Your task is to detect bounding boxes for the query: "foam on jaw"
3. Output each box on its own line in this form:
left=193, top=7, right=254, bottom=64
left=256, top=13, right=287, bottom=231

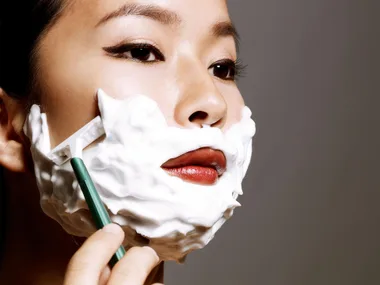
left=24, top=89, right=256, bottom=261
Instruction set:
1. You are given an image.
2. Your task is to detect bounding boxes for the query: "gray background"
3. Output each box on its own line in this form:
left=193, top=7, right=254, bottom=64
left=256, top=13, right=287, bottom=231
left=167, top=0, right=380, bottom=284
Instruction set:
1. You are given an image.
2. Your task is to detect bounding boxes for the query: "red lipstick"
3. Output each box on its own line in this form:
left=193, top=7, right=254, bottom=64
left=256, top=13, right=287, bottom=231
left=161, top=148, right=227, bottom=185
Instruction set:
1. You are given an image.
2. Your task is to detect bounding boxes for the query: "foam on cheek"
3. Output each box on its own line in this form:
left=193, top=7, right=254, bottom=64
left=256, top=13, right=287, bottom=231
left=24, top=90, right=256, bottom=261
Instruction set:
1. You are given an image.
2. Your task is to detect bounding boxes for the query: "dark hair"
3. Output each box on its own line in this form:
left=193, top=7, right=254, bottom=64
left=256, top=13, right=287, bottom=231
left=0, top=0, right=64, bottom=98
left=0, top=0, right=64, bottom=271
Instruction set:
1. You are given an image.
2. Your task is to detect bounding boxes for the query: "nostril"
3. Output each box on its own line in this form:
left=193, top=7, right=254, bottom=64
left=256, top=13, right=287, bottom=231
left=189, top=111, right=208, bottom=122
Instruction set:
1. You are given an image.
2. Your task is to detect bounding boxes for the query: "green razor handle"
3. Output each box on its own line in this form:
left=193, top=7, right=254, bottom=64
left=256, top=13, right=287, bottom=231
left=70, top=157, right=126, bottom=268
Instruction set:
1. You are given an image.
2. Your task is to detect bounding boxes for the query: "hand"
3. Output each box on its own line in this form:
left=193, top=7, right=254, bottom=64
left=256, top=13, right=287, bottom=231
left=63, top=224, right=163, bottom=285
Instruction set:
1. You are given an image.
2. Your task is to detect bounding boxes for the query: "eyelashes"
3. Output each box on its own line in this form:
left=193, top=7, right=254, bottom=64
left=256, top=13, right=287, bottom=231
left=103, top=42, right=246, bottom=81
left=233, top=58, right=247, bottom=81
left=103, top=42, right=165, bottom=62
left=209, top=58, right=247, bottom=81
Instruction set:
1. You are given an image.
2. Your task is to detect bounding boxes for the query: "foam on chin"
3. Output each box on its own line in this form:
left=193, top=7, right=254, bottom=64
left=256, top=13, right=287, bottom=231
left=23, top=90, right=256, bottom=261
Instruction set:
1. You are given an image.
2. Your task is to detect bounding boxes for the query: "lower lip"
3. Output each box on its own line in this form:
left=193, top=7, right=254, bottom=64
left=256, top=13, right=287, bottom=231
left=163, top=166, right=219, bottom=185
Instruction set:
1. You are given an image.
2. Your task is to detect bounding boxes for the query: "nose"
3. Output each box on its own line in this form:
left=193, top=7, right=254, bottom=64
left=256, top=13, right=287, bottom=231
left=174, top=57, right=227, bottom=129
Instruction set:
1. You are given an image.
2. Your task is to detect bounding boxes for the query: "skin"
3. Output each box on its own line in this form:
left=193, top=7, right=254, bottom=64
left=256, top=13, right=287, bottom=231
left=0, top=0, right=245, bottom=284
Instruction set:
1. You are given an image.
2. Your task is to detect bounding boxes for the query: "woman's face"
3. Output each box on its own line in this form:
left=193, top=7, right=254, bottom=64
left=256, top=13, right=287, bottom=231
left=12, top=0, right=255, bottom=260
left=34, top=0, right=244, bottom=147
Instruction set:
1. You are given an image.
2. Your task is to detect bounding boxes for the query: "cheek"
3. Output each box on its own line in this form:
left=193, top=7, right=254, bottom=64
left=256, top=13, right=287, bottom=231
left=92, top=61, right=179, bottom=119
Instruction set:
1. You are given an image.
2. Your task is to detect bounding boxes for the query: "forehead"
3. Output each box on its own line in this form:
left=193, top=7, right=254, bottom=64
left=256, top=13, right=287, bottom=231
left=66, top=0, right=230, bottom=26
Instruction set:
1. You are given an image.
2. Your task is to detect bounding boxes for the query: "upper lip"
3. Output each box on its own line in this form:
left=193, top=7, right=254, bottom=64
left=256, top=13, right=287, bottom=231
left=161, top=147, right=227, bottom=176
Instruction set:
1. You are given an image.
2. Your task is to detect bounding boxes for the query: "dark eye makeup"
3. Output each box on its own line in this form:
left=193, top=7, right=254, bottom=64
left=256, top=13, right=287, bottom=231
left=103, top=42, right=246, bottom=81
left=103, top=42, right=165, bottom=62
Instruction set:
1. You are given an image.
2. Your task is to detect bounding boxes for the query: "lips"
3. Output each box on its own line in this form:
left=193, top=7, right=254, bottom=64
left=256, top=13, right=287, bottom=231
left=161, top=148, right=227, bottom=185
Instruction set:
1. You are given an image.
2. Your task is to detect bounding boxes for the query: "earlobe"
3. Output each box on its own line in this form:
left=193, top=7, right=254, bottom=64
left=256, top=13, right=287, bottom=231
left=0, top=88, right=28, bottom=172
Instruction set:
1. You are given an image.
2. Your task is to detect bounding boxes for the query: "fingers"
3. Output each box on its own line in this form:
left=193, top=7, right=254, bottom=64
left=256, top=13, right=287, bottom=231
left=108, top=246, right=160, bottom=285
left=99, top=266, right=111, bottom=285
left=63, top=223, right=125, bottom=285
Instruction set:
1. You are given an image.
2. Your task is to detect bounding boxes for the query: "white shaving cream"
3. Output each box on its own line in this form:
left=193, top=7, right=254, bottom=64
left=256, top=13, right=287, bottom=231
left=23, top=90, right=256, bottom=261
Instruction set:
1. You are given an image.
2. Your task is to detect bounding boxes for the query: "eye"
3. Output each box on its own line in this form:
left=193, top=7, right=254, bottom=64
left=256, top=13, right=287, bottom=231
left=103, top=43, right=165, bottom=62
left=209, top=59, right=236, bottom=80
left=209, top=59, right=246, bottom=81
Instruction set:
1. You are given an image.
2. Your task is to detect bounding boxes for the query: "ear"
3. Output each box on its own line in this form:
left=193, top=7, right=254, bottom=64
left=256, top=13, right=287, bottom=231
left=0, top=88, right=29, bottom=172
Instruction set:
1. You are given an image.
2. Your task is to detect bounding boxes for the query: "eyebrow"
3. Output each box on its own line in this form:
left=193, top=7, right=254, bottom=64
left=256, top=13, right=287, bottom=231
left=96, top=3, right=240, bottom=48
left=96, top=3, right=182, bottom=27
left=212, top=21, right=240, bottom=50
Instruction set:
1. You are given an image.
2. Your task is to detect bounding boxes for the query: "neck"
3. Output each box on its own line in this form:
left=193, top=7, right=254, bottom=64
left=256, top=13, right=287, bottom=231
left=0, top=170, right=164, bottom=285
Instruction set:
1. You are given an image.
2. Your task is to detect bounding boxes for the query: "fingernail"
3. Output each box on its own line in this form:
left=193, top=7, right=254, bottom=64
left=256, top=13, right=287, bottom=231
left=102, top=223, right=121, bottom=234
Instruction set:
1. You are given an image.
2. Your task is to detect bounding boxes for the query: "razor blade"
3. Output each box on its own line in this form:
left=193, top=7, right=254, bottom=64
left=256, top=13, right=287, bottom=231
left=48, top=116, right=105, bottom=166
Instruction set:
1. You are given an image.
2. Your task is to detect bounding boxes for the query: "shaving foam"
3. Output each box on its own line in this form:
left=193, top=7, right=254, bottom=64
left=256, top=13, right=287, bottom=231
left=23, top=89, right=256, bottom=261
